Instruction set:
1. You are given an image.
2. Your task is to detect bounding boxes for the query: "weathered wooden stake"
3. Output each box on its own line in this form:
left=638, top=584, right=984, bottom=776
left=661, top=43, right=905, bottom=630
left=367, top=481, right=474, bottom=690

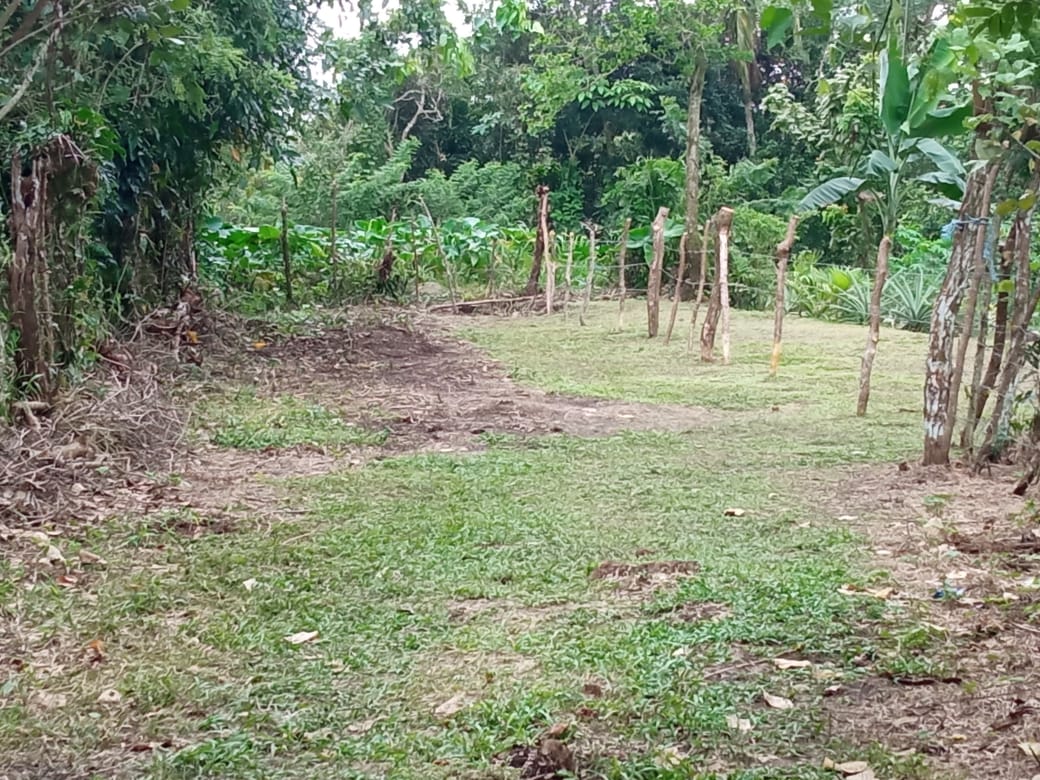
left=855, top=235, right=891, bottom=416
left=563, top=232, right=575, bottom=319
left=769, top=215, right=799, bottom=376
left=545, top=231, right=557, bottom=315
left=617, top=218, right=631, bottom=331
left=280, top=197, right=294, bottom=305
left=579, top=224, right=597, bottom=327
left=525, top=184, right=551, bottom=295
left=717, top=208, right=734, bottom=364
left=687, top=216, right=713, bottom=356
left=663, top=232, right=688, bottom=345
left=647, top=206, right=669, bottom=338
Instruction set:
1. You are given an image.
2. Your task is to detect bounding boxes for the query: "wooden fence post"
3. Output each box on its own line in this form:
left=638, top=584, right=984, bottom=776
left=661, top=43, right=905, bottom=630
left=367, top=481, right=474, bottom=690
left=718, top=207, right=734, bottom=364
left=663, top=232, right=688, bottom=345
left=769, top=215, right=799, bottom=376
left=617, top=218, right=631, bottom=330
left=580, top=224, right=597, bottom=326
left=525, top=184, right=551, bottom=295
left=687, top=216, right=713, bottom=356
left=545, top=231, right=557, bottom=315
left=563, top=232, right=575, bottom=319
left=699, top=208, right=733, bottom=362
left=647, top=206, right=669, bottom=337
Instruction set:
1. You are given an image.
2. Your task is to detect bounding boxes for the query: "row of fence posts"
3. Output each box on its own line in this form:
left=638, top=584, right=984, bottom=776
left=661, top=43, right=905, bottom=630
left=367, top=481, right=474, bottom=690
left=535, top=206, right=800, bottom=373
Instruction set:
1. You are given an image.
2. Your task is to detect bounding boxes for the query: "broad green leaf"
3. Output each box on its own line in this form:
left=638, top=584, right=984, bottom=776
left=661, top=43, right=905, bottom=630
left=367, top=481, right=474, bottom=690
left=996, top=198, right=1020, bottom=217
left=170, top=0, right=189, bottom=10
left=810, top=0, right=832, bottom=24
left=997, top=279, right=1015, bottom=294
left=1019, top=192, right=1037, bottom=211
left=866, top=150, right=897, bottom=176
left=257, top=225, right=281, bottom=241
left=797, top=177, right=865, bottom=212
left=761, top=6, right=794, bottom=50
left=914, top=170, right=965, bottom=199
left=914, top=138, right=966, bottom=176
left=880, top=42, right=911, bottom=138
left=908, top=104, right=971, bottom=138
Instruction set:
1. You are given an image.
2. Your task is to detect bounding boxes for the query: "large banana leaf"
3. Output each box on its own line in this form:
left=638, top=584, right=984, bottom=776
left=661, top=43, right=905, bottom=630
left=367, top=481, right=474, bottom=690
left=913, top=138, right=966, bottom=176
left=880, top=42, right=911, bottom=138
left=797, top=176, right=866, bottom=212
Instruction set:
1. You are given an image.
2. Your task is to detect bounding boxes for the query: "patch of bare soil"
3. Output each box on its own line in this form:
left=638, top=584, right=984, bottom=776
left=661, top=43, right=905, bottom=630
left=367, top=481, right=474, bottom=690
left=216, top=313, right=715, bottom=461
left=810, top=462, right=1040, bottom=779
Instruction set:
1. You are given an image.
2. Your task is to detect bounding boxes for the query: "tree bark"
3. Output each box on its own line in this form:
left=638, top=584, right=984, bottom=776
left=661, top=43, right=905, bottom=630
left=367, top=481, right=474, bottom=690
left=617, top=218, right=630, bottom=331
left=970, top=235, right=1014, bottom=430
left=976, top=200, right=1040, bottom=465
left=525, top=184, right=551, bottom=296
left=8, top=151, right=53, bottom=398
left=961, top=276, right=992, bottom=451
left=770, top=215, right=799, bottom=376
left=922, top=164, right=997, bottom=463
left=855, top=235, right=892, bottom=416
left=664, top=232, right=688, bottom=345
left=682, top=59, right=707, bottom=273
left=742, top=86, right=757, bottom=158
left=647, top=206, right=669, bottom=338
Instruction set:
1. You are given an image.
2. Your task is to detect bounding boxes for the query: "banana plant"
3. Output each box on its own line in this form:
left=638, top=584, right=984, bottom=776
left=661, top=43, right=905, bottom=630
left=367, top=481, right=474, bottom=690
left=797, top=37, right=970, bottom=234
left=796, top=35, right=971, bottom=416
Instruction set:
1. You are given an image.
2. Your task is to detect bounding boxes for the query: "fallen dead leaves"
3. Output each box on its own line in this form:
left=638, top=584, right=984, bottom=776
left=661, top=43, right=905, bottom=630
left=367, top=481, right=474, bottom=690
left=772, top=657, right=812, bottom=670
left=433, top=692, right=472, bottom=719
left=762, top=692, right=794, bottom=710
left=823, top=758, right=875, bottom=779
left=283, top=630, right=319, bottom=645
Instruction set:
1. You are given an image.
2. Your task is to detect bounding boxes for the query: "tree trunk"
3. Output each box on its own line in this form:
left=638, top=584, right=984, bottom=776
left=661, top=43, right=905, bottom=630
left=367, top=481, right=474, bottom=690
left=280, top=198, right=294, bottom=306
left=970, top=235, right=1013, bottom=429
left=770, top=216, right=799, bottom=376
left=961, top=276, right=992, bottom=451
left=525, top=184, right=551, bottom=296
left=579, top=225, right=597, bottom=327
left=922, top=164, right=998, bottom=463
left=687, top=215, right=713, bottom=356
left=942, top=165, right=1001, bottom=457
left=856, top=235, right=892, bottom=417
left=617, top=218, right=630, bottom=331
left=682, top=59, right=707, bottom=273
left=742, top=85, right=757, bottom=158
left=8, top=151, right=53, bottom=399
left=647, top=206, right=669, bottom=338
left=664, top=232, right=688, bottom=345
left=976, top=199, right=1040, bottom=465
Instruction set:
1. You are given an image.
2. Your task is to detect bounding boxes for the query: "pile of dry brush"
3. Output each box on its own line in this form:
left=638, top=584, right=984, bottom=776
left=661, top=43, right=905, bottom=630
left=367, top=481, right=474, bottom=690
left=0, top=290, right=208, bottom=527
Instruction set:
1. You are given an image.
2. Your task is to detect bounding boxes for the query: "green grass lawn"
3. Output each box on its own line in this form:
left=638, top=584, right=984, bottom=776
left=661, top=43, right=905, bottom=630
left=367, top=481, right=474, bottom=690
left=0, top=304, right=938, bottom=779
